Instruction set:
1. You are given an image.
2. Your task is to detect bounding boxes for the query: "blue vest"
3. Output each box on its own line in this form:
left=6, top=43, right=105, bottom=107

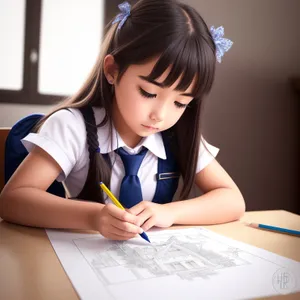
left=143, top=133, right=180, bottom=204
left=4, top=111, right=180, bottom=204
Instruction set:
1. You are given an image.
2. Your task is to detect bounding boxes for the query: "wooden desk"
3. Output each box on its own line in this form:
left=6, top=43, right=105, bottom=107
left=0, top=210, right=299, bottom=300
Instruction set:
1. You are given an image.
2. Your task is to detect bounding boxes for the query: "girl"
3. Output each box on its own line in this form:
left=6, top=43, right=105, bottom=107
left=0, top=0, right=245, bottom=240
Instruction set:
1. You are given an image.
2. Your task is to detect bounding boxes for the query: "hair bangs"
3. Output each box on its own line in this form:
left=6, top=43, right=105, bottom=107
left=143, top=34, right=216, bottom=100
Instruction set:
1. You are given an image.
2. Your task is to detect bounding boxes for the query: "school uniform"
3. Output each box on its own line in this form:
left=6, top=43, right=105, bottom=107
left=21, top=107, right=219, bottom=202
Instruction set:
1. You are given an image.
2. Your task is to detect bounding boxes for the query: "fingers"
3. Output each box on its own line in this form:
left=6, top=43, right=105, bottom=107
left=110, top=225, right=138, bottom=238
left=141, top=216, right=156, bottom=232
left=135, top=208, right=152, bottom=226
left=107, top=203, right=140, bottom=226
left=98, top=204, right=147, bottom=241
left=127, top=201, right=148, bottom=215
left=111, top=218, right=143, bottom=234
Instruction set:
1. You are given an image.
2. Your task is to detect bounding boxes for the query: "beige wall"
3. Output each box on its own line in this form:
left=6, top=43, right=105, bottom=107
left=1, top=0, right=299, bottom=213
left=185, top=0, right=300, bottom=212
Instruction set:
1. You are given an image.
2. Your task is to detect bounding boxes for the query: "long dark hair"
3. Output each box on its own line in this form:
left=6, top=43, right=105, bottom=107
left=35, top=0, right=216, bottom=203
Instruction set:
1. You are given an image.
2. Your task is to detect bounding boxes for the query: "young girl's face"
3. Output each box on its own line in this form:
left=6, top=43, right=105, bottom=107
left=112, top=57, right=195, bottom=145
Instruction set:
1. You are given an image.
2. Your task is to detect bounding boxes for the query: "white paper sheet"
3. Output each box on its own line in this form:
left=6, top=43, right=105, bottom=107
left=46, top=227, right=300, bottom=300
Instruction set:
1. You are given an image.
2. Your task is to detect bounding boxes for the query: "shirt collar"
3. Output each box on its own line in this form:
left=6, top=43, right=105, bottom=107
left=94, top=108, right=166, bottom=160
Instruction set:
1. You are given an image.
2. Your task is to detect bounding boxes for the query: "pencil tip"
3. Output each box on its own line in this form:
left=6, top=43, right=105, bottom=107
left=141, top=232, right=151, bottom=243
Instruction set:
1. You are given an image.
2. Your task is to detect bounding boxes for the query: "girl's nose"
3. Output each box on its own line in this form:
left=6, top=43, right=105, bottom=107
left=149, top=106, right=166, bottom=123
left=149, top=112, right=162, bottom=122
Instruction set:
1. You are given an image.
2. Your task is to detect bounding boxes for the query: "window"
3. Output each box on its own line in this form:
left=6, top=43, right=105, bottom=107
left=39, top=0, right=103, bottom=96
left=0, top=0, right=26, bottom=91
left=0, top=0, right=118, bottom=105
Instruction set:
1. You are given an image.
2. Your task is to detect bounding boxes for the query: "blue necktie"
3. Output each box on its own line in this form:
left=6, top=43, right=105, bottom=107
left=116, top=147, right=148, bottom=208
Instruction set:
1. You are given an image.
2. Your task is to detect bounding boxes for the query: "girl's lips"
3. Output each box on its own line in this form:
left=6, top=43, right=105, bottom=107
left=142, top=124, right=159, bottom=130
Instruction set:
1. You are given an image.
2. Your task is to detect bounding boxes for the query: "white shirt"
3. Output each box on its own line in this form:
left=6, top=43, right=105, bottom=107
left=22, top=108, right=219, bottom=202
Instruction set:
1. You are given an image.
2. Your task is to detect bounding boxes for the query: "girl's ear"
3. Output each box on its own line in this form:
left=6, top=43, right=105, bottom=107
left=103, top=54, right=119, bottom=84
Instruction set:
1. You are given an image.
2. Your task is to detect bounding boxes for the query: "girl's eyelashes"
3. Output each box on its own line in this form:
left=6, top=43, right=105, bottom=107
left=139, top=87, right=156, bottom=98
left=174, top=101, right=188, bottom=109
left=138, top=86, right=190, bottom=109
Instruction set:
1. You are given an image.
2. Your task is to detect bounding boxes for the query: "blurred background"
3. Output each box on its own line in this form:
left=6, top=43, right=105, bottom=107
left=0, top=0, right=299, bottom=214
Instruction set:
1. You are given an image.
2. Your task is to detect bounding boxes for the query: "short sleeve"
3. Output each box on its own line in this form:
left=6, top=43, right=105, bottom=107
left=21, top=109, right=86, bottom=181
left=195, top=137, right=220, bottom=174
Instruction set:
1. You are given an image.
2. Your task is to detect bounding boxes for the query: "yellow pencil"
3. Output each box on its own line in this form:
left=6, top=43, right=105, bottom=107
left=99, top=182, right=124, bottom=209
left=99, top=182, right=151, bottom=243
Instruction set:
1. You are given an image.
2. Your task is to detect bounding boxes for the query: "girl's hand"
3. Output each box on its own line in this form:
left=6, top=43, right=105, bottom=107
left=93, top=203, right=143, bottom=240
left=127, top=201, right=174, bottom=231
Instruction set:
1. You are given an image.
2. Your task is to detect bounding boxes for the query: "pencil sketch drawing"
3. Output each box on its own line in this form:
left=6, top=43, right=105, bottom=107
left=73, top=229, right=250, bottom=286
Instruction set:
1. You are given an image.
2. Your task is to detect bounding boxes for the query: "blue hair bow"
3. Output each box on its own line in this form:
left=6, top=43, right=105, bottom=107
left=112, top=2, right=131, bottom=30
left=210, top=26, right=233, bottom=63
